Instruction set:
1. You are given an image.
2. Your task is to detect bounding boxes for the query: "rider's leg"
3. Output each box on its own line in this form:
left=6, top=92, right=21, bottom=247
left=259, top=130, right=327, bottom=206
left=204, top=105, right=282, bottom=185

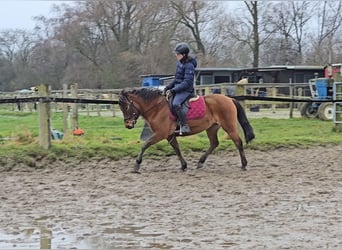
left=172, top=92, right=191, bottom=134
left=174, top=105, right=190, bottom=134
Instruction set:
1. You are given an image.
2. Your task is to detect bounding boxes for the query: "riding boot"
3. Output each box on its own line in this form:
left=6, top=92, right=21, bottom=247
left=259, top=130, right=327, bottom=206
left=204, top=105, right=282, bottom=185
left=174, top=105, right=191, bottom=135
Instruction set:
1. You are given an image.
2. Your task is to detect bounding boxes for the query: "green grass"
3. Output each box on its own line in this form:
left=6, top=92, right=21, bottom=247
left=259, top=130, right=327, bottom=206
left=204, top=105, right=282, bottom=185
left=250, top=117, right=341, bottom=149
left=0, top=110, right=341, bottom=163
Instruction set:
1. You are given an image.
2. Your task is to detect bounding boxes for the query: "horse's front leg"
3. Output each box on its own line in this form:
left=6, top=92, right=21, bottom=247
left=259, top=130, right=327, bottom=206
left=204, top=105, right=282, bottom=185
left=134, top=134, right=162, bottom=173
left=167, top=135, right=187, bottom=171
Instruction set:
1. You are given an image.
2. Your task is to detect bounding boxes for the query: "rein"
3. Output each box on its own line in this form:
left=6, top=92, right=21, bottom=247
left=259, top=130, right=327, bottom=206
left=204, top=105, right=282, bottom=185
left=124, top=95, right=166, bottom=123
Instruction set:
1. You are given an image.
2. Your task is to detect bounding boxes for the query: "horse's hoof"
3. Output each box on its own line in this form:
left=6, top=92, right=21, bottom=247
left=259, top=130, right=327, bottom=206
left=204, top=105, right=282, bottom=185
left=181, top=166, right=187, bottom=171
left=241, top=166, right=247, bottom=171
left=197, top=162, right=204, bottom=169
left=133, top=166, right=141, bottom=174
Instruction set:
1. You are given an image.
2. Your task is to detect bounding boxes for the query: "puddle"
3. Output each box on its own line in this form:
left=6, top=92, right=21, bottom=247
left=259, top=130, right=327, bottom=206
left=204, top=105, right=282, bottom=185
left=0, top=225, right=172, bottom=249
left=0, top=227, right=91, bottom=249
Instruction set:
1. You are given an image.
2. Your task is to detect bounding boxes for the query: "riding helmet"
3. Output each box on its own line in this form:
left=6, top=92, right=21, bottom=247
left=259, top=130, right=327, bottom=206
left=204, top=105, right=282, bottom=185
left=174, top=42, right=190, bottom=55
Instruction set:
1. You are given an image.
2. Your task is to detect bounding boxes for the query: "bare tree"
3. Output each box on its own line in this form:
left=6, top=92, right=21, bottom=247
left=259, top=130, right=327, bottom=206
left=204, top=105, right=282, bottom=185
left=291, top=1, right=311, bottom=64
left=266, top=1, right=311, bottom=65
left=3, top=0, right=342, bottom=91
left=0, top=58, right=15, bottom=91
left=0, top=29, right=35, bottom=63
left=171, top=1, right=204, bottom=55
left=0, top=29, right=39, bottom=90
left=245, top=1, right=260, bottom=67
left=170, top=0, right=218, bottom=61
left=307, top=1, right=342, bottom=64
left=223, top=1, right=276, bottom=67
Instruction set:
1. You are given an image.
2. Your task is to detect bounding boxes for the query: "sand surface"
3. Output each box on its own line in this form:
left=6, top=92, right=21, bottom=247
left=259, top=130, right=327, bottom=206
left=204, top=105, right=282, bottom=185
left=0, top=145, right=341, bottom=249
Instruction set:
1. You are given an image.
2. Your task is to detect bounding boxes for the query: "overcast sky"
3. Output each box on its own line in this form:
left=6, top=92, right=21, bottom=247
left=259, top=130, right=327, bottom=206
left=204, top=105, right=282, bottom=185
left=0, top=0, right=67, bottom=30
left=0, top=1, right=243, bottom=31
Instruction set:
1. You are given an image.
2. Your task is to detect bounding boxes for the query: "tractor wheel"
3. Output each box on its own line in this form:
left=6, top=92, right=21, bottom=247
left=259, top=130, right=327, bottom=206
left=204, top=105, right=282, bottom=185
left=300, top=102, right=318, bottom=118
left=318, top=102, right=333, bottom=121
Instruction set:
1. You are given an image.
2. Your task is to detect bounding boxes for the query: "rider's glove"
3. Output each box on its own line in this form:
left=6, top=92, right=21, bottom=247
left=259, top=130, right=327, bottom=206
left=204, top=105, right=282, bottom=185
left=166, top=89, right=175, bottom=99
left=162, top=87, right=169, bottom=96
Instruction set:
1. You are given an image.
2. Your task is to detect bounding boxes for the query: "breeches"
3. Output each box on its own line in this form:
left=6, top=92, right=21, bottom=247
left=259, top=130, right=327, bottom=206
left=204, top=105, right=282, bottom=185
left=172, top=92, right=191, bottom=107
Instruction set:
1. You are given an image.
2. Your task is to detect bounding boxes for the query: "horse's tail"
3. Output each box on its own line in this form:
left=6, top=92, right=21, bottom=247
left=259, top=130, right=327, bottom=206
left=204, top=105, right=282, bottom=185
left=232, top=98, right=255, bottom=144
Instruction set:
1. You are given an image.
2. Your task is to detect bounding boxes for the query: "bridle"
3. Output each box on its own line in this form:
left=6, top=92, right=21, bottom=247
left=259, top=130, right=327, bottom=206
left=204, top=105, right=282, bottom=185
left=119, top=94, right=140, bottom=124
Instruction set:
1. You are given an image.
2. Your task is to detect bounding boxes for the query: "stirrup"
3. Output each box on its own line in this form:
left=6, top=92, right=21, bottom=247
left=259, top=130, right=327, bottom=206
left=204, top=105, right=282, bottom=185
left=179, top=124, right=191, bottom=135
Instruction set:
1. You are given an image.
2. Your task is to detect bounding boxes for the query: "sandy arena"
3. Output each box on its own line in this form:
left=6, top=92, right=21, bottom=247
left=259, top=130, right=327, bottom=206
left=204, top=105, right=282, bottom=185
left=0, top=145, right=341, bottom=249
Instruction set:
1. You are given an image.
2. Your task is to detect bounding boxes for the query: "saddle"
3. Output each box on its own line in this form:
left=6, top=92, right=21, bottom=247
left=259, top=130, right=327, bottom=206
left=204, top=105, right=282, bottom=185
left=168, top=95, right=206, bottom=121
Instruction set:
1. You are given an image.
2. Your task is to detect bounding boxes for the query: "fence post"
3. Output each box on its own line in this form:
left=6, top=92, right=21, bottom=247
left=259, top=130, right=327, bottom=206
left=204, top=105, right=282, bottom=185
left=289, top=78, right=293, bottom=118
left=221, top=84, right=226, bottom=95
left=71, top=83, right=78, bottom=129
left=97, top=92, right=101, bottom=116
left=40, top=227, right=52, bottom=249
left=62, top=84, right=69, bottom=132
left=86, top=92, right=91, bottom=117
left=205, top=86, right=210, bottom=95
left=236, top=78, right=247, bottom=110
left=38, top=84, right=51, bottom=150
left=110, top=93, right=116, bottom=117
left=271, top=87, right=277, bottom=112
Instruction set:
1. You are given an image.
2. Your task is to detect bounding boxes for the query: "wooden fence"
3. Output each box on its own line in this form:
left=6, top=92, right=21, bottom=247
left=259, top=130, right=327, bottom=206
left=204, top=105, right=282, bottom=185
left=1, top=81, right=310, bottom=112
left=0, top=82, right=311, bottom=149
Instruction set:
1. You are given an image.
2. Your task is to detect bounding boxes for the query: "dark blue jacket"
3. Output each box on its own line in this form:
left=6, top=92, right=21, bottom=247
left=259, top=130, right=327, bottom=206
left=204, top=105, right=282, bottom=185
left=167, top=57, right=197, bottom=94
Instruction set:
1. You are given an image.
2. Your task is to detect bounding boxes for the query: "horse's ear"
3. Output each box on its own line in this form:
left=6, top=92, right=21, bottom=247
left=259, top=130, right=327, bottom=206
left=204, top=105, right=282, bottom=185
left=120, top=89, right=128, bottom=96
left=118, top=89, right=127, bottom=105
left=124, top=87, right=132, bottom=93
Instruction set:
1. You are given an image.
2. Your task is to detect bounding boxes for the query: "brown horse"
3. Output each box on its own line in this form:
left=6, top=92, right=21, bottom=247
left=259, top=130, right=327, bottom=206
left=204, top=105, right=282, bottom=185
left=118, top=88, right=255, bottom=173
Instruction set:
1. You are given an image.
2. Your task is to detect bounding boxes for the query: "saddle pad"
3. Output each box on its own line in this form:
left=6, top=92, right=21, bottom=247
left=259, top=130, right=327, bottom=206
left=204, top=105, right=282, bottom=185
left=170, top=96, right=206, bottom=121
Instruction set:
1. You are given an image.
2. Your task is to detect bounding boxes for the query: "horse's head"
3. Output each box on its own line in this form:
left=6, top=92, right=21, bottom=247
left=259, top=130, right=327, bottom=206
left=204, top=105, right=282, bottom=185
left=118, top=90, right=140, bottom=129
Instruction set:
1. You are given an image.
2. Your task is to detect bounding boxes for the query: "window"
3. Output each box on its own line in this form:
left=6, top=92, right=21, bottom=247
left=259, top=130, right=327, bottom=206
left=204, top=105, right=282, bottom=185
left=214, top=75, right=230, bottom=84
left=200, top=75, right=213, bottom=85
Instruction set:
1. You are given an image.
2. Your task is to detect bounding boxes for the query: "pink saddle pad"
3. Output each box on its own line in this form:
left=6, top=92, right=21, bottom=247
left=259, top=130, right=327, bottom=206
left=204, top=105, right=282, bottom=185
left=170, top=96, right=206, bottom=121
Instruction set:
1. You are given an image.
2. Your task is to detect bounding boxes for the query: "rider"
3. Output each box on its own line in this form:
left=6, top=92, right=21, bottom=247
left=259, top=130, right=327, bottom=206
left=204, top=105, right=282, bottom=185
left=163, top=42, right=197, bottom=134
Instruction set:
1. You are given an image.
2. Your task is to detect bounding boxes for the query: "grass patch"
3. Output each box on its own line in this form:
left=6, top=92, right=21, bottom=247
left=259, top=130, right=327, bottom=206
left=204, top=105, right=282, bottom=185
left=0, top=110, right=342, bottom=162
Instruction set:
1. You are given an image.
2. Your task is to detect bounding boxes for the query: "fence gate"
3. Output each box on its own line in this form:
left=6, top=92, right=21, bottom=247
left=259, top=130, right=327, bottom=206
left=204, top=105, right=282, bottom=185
left=333, top=82, right=342, bottom=125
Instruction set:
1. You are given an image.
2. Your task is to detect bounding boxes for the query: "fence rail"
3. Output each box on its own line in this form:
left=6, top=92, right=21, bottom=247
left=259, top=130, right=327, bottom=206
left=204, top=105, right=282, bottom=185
left=0, top=81, right=312, bottom=107
left=0, top=82, right=339, bottom=149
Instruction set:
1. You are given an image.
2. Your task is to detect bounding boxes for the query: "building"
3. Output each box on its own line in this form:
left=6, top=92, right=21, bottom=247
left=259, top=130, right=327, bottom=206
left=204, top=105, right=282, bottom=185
left=195, top=65, right=325, bottom=85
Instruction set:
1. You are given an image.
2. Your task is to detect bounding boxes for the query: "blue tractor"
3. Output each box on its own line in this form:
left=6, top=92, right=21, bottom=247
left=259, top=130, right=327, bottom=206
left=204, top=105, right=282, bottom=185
left=300, top=78, right=334, bottom=120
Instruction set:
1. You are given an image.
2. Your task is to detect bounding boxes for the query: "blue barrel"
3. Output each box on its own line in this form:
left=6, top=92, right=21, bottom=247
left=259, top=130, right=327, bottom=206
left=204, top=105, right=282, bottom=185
left=142, top=76, right=161, bottom=87
left=141, top=74, right=174, bottom=88
left=315, top=79, right=328, bottom=98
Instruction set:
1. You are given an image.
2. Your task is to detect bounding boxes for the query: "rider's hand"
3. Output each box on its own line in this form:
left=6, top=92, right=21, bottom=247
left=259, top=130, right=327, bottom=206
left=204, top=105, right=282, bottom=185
left=162, top=88, right=169, bottom=96
left=166, top=89, right=174, bottom=99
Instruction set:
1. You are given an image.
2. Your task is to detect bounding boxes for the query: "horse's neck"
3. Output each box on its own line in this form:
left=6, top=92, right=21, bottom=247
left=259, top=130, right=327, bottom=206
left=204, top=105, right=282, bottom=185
left=132, top=97, right=162, bottom=115
left=138, top=97, right=168, bottom=119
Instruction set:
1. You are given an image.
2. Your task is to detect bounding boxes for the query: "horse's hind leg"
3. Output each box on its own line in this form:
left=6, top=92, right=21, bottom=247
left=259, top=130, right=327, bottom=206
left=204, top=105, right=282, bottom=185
left=222, top=126, right=248, bottom=170
left=234, top=136, right=248, bottom=170
left=168, top=135, right=187, bottom=171
left=197, top=124, right=220, bottom=169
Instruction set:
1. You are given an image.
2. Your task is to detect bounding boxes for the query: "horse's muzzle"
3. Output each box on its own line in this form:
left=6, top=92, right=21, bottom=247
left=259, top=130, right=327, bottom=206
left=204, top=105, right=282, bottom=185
left=125, top=120, right=136, bottom=129
left=126, top=124, right=134, bottom=129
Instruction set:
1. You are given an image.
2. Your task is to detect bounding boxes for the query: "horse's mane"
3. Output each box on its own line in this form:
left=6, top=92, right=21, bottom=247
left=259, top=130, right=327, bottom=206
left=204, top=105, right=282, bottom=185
left=125, top=88, right=163, bottom=102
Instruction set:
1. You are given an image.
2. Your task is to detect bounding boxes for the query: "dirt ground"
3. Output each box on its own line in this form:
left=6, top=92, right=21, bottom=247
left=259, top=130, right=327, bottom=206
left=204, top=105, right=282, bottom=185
left=0, top=145, right=341, bottom=249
